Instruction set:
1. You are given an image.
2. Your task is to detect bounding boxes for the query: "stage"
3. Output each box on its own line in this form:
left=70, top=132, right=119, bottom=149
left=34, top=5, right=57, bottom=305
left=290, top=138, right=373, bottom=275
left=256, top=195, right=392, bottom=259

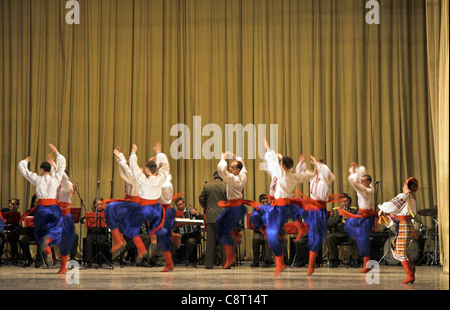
left=0, top=262, right=447, bottom=291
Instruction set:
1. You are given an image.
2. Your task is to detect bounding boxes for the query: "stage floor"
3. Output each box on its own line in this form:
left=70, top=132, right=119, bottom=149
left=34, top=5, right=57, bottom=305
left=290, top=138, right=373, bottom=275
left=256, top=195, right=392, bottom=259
left=0, top=262, right=447, bottom=291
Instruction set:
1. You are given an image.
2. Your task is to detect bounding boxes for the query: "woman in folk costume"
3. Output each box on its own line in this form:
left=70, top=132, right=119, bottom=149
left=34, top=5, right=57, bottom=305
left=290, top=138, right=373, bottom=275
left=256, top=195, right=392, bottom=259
left=215, top=151, right=250, bottom=269
left=251, top=139, right=314, bottom=276
left=18, top=143, right=66, bottom=265
left=378, top=177, right=419, bottom=284
left=124, top=144, right=169, bottom=263
left=338, top=162, right=377, bottom=273
left=105, top=146, right=140, bottom=255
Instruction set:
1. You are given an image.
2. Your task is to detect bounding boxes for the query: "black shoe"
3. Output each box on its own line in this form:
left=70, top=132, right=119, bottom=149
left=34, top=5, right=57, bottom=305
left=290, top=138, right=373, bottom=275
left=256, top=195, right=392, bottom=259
left=251, top=261, right=260, bottom=268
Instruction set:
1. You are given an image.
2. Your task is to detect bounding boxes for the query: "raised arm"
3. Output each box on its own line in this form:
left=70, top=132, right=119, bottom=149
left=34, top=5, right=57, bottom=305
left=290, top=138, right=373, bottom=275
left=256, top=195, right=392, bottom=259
left=49, top=143, right=66, bottom=183
left=348, top=164, right=371, bottom=195
left=294, top=154, right=314, bottom=183
left=129, top=144, right=145, bottom=185
left=114, top=147, right=136, bottom=185
left=18, top=157, right=39, bottom=186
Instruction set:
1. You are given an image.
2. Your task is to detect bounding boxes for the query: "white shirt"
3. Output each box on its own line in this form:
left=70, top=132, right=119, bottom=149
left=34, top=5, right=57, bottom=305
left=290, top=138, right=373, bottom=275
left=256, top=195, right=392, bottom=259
left=348, top=166, right=374, bottom=210
left=309, top=163, right=334, bottom=202
left=115, top=152, right=140, bottom=197
left=265, top=150, right=313, bottom=199
left=155, top=152, right=173, bottom=205
left=217, top=156, right=247, bottom=200
left=57, top=173, right=73, bottom=203
left=378, top=193, right=416, bottom=216
left=18, top=153, right=66, bottom=199
left=129, top=152, right=168, bottom=200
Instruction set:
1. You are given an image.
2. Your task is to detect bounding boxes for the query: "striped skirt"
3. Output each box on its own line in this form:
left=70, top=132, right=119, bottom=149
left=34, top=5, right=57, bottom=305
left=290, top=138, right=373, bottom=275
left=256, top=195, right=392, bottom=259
left=391, top=217, right=414, bottom=262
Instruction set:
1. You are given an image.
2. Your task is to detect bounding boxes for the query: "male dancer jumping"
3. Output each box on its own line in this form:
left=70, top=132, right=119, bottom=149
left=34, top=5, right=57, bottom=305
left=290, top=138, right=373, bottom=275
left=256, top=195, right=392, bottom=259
left=251, top=139, right=314, bottom=276
left=339, top=162, right=377, bottom=273
left=18, top=143, right=66, bottom=265
left=124, top=144, right=169, bottom=263
left=215, top=151, right=248, bottom=269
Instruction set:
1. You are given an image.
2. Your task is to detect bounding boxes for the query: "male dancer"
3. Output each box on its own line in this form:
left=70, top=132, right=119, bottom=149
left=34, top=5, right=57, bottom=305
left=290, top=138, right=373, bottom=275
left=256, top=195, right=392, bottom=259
left=215, top=151, right=248, bottom=269
left=378, top=177, right=418, bottom=284
left=251, top=139, right=314, bottom=276
left=297, top=156, right=337, bottom=276
left=52, top=161, right=76, bottom=274
left=124, top=144, right=169, bottom=263
left=338, top=162, right=377, bottom=273
left=18, top=143, right=66, bottom=264
left=105, top=146, right=140, bottom=254
left=153, top=142, right=178, bottom=272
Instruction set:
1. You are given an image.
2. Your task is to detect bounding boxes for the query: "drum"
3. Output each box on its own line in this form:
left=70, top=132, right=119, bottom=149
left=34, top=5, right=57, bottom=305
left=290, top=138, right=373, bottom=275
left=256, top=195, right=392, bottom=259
left=382, top=235, right=420, bottom=265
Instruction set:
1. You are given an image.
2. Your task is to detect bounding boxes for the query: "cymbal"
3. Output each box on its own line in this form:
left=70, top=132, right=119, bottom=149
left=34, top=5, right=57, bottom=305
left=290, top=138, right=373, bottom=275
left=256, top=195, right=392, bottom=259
left=417, top=208, right=437, bottom=217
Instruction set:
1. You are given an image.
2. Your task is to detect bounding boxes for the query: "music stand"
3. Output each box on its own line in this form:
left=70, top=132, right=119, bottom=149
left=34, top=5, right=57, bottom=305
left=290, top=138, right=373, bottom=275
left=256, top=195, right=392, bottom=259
left=83, top=182, right=114, bottom=270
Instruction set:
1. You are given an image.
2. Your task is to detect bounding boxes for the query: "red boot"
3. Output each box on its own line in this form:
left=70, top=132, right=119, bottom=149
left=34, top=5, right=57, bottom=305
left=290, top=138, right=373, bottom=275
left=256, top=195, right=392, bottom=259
left=133, top=236, right=148, bottom=263
left=58, top=255, right=69, bottom=274
left=274, top=255, right=286, bottom=277
left=161, top=251, right=174, bottom=272
left=110, top=228, right=126, bottom=253
left=43, top=245, right=53, bottom=266
left=359, top=256, right=372, bottom=273
left=223, top=245, right=236, bottom=269
left=307, top=251, right=317, bottom=275
left=401, top=260, right=415, bottom=284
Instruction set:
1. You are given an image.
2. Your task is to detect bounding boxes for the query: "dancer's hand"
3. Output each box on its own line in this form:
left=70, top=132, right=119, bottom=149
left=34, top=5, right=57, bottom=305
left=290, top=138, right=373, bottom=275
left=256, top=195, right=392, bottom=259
left=153, top=142, right=162, bottom=153
left=310, top=155, right=317, bottom=165
left=25, top=156, right=31, bottom=163
left=113, top=147, right=121, bottom=158
left=299, top=153, right=306, bottom=164
left=132, top=144, right=137, bottom=153
left=48, top=143, right=58, bottom=154
left=264, top=137, right=270, bottom=150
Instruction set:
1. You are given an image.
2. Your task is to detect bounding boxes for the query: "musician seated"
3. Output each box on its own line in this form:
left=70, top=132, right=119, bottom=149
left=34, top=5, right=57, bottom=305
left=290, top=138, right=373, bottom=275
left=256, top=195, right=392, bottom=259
left=325, top=193, right=359, bottom=268
left=0, top=198, right=21, bottom=265
left=173, top=197, right=202, bottom=266
left=81, top=198, right=111, bottom=266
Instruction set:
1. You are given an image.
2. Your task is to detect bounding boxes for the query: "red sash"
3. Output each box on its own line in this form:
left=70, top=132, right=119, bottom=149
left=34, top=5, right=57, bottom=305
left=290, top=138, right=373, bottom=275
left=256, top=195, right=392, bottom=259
left=104, top=195, right=139, bottom=205
left=58, top=202, right=72, bottom=216
left=37, top=199, right=59, bottom=206
left=218, top=199, right=259, bottom=209
left=136, top=197, right=166, bottom=239
left=338, top=208, right=378, bottom=219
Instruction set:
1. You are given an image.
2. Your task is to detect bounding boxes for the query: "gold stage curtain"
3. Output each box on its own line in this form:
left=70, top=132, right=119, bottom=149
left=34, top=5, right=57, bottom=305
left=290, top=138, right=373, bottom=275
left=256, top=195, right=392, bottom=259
left=0, top=0, right=439, bottom=259
left=426, top=0, right=449, bottom=274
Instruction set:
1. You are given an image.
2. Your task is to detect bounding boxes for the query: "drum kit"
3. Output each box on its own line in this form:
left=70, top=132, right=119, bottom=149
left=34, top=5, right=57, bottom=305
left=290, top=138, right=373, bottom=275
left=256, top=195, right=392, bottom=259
left=379, top=208, right=440, bottom=266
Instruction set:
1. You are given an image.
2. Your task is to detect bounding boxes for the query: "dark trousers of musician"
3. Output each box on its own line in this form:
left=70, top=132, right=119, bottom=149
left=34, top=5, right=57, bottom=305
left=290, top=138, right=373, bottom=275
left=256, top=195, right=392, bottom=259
left=324, top=233, right=359, bottom=263
left=252, top=231, right=273, bottom=266
left=124, top=234, right=151, bottom=262
left=83, top=228, right=110, bottom=265
left=204, top=223, right=225, bottom=269
left=173, top=232, right=201, bottom=265
left=294, top=233, right=323, bottom=266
